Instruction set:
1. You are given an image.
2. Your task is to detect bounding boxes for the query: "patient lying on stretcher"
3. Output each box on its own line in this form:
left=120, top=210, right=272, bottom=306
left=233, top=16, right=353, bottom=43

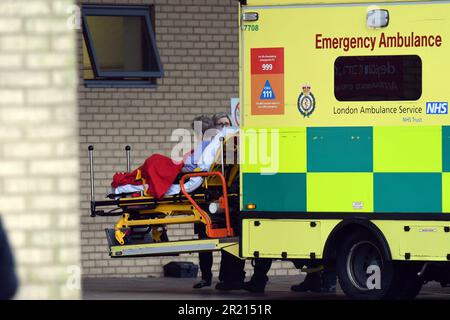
left=110, top=116, right=237, bottom=199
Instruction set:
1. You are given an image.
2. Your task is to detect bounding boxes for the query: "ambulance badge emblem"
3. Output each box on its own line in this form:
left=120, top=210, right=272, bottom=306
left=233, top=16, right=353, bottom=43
left=297, top=84, right=316, bottom=117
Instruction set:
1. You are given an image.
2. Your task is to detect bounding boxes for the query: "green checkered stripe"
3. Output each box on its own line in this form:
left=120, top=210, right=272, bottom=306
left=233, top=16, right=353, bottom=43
left=243, top=126, right=450, bottom=213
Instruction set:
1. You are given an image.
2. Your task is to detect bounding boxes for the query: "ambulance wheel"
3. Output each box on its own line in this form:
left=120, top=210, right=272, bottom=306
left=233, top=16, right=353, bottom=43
left=337, top=230, right=402, bottom=300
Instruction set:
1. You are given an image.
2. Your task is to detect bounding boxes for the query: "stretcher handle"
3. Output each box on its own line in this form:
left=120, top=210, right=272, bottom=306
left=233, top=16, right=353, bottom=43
left=179, top=172, right=233, bottom=237
left=220, top=137, right=225, bottom=176
left=125, top=145, right=131, bottom=172
left=88, top=145, right=96, bottom=216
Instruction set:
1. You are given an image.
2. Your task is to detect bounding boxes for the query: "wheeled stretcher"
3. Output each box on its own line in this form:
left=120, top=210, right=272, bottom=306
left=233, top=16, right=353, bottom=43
left=88, top=135, right=240, bottom=258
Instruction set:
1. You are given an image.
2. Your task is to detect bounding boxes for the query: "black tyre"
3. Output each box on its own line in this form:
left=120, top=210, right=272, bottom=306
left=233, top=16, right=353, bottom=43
left=337, top=230, right=403, bottom=300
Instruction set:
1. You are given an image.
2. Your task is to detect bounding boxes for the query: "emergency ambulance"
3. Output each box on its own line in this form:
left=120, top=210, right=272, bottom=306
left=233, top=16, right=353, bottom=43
left=239, top=0, right=450, bottom=299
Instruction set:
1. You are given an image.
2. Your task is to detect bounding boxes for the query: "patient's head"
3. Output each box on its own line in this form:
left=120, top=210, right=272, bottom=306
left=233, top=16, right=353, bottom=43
left=191, top=115, right=214, bottom=139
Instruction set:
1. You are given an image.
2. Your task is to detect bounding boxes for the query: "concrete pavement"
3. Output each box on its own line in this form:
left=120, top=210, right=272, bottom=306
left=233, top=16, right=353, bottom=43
left=82, top=275, right=450, bottom=300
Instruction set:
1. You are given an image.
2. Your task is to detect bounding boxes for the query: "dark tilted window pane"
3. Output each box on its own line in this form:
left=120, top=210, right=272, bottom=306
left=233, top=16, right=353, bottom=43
left=85, top=15, right=156, bottom=73
left=334, top=55, right=422, bottom=101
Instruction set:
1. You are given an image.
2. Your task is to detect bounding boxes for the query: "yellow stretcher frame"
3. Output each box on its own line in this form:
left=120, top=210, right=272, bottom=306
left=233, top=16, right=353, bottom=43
left=89, top=135, right=241, bottom=249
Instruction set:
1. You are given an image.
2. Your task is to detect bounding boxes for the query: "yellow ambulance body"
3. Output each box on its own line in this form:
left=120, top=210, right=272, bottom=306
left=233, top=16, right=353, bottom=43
left=239, top=0, right=450, bottom=299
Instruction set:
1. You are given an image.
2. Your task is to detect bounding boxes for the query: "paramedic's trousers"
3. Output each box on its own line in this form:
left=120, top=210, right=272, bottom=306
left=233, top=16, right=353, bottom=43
left=0, top=216, right=18, bottom=299
left=218, top=251, right=246, bottom=284
left=250, top=259, right=272, bottom=285
left=197, top=249, right=245, bottom=283
left=196, top=223, right=245, bottom=284
left=195, top=224, right=213, bottom=282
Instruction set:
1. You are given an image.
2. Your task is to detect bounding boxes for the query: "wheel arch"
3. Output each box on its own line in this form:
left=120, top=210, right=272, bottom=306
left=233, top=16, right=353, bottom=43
left=323, top=219, right=392, bottom=262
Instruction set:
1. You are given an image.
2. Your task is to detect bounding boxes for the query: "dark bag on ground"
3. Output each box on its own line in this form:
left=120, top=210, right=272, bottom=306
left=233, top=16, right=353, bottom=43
left=163, top=261, right=199, bottom=278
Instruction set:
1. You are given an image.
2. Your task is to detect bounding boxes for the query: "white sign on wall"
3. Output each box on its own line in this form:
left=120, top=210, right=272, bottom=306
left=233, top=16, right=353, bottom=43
left=230, top=98, right=240, bottom=127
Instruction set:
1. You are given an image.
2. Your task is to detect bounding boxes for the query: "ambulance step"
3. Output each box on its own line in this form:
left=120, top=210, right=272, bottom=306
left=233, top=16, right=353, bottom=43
left=105, top=229, right=238, bottom=258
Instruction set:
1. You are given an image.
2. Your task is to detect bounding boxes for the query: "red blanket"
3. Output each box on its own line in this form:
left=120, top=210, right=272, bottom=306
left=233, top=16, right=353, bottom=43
left=111, top=154, right=184, bottom=199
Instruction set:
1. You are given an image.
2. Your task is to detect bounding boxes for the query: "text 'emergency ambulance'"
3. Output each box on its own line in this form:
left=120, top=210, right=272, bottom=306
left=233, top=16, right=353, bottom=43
left=316, top=32, right=443, bottom=52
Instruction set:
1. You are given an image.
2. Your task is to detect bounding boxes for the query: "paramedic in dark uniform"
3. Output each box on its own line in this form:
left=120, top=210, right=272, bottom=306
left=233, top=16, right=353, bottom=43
left=214, top=215, right=246, bottom=291
left=193, top=113, right=247, bottom=290
left=195, top=213, right=245, bottom=291
left=191, top=115, right=215, bottom=288
left=0, top=215, right=18, bottom=299
left=213, top=112, right=246, bottom=291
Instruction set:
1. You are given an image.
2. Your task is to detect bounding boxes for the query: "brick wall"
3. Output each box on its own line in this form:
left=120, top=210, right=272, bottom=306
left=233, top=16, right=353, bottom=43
left=78, top=0, right=299, bottom=279
left=0, top=0, right=80, bottom=299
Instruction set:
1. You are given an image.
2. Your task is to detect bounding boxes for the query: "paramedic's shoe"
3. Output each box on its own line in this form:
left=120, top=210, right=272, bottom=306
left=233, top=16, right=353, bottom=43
left=290, top=282, right=314, bottom=292
left=311, top=270, right=337, bottom=293
left=310, top=284, right=336, bottom=293
left=290, top=273, right=321, bottom=292
left=193, top=279, right=211, bottom=289
left=243, top=281, right=266, bottom=293
left=215, top=281, right=243, bottom=291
